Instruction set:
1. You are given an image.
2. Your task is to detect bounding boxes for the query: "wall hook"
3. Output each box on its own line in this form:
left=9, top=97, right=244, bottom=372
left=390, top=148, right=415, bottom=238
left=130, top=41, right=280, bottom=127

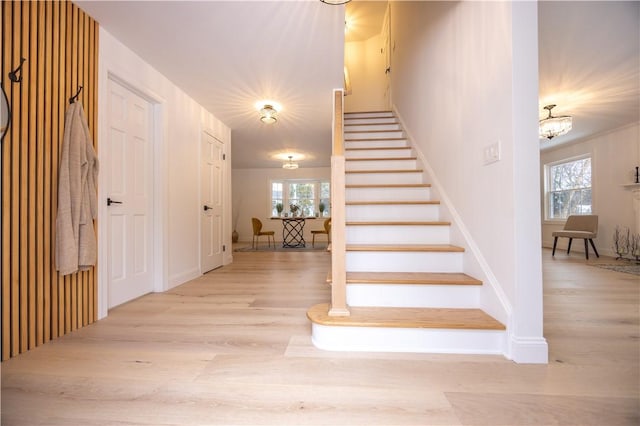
left=69, top=85, right=83, bottom=104
left=8, top=57, right=26, bottom=83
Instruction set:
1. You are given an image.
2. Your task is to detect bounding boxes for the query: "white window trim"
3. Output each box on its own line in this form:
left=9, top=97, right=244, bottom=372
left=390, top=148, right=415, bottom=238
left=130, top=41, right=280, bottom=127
left=269, top=179, right=330, bottom=217
left=543, top=153, right=592, bottom=223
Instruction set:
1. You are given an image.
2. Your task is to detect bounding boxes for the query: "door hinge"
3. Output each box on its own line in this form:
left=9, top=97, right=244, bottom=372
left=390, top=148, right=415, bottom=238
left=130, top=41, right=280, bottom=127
left=223, top=245, right=226, bottom=252
left=223, top=154, right=226, bottom=160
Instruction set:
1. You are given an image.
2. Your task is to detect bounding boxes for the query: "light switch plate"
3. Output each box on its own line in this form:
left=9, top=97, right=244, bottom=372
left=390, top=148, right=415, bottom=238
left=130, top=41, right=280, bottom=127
left=483, top=141, right=501, bottom=165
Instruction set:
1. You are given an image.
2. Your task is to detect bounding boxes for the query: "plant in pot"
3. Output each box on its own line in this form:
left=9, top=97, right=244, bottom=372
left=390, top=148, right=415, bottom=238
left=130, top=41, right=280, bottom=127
left=319, top=202, right=326, bottom=217
left=276, top=202, right=283, bottom=217
left=289, top=203, right=300, bottom=217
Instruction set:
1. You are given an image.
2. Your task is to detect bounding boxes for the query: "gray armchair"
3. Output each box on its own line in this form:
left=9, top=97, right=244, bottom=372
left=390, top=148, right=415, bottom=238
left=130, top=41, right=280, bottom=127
left=552, top=215, right=599, bottom=260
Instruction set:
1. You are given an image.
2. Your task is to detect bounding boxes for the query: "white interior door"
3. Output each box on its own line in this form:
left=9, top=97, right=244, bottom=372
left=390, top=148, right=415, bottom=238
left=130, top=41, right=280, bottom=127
left=201, top=132, right=224, bottom=273
left=106, top=79, right=154, bottom=308
left=382, top=3, right=392, bottom=109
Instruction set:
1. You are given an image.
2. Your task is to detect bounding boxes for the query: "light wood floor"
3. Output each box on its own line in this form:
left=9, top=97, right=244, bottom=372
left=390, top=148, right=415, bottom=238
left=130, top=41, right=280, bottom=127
left=2, top=249, right=638, bottom=425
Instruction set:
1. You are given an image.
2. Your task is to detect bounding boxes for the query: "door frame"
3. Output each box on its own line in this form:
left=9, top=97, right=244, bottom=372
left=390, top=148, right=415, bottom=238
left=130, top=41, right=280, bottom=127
left=97, top=71, right=168, bottom=319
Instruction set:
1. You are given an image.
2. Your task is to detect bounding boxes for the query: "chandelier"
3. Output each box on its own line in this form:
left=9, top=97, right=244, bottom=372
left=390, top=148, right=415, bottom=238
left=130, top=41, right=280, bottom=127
left=539, top=104, right=572, bottom=140
left=260, top=104, right=278, bottom=124
left=282, top=156, right=298, bottom=170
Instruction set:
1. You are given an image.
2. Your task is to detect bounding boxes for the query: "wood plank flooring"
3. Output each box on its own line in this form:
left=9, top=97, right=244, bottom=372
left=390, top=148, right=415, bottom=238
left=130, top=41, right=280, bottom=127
left=1, top=248, right=639, bottom=425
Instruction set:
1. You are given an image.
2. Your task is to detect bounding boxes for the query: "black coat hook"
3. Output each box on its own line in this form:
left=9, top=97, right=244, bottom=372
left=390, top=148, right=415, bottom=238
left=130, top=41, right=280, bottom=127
left=69, top=85, right=83, bottom=104
left=8, top=57, right=26, bottom=83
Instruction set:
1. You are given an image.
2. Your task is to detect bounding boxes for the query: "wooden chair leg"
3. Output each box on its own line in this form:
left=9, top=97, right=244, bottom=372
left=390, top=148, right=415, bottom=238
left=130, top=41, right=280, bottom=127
left=584, top=238, right=589, bottom=260
left=567, top=238, right=573, bottom=255
left=312, top=234, right=316, bottom=248
left=589, top=239, right=599, bottom=258
left=552, top=237, right=558, bottom=256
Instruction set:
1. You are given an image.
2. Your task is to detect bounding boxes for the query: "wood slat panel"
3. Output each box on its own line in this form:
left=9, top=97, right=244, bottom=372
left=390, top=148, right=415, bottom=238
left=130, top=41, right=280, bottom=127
left=1, top=0, right=14, bottom=361
left=1, top=1, right=99, bottom=361
left=43, top=0, right=52, bottom=343
left=10, top=0, right=22, bottom=358
left=36, top=0, right=46, bottom=346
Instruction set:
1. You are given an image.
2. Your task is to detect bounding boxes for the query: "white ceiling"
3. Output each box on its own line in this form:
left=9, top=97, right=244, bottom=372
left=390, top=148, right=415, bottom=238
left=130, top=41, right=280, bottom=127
left=77, top=0, right=345, bottom=169
left=538, top=1, right=639, bottom=150
left=77, top=1, right=639, bottom=167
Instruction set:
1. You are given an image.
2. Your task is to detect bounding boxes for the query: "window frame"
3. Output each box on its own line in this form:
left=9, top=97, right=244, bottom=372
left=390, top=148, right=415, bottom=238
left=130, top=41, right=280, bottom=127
left=543, top=154, right=593, bottom=222
left=269, top=179, right=330, bottom=217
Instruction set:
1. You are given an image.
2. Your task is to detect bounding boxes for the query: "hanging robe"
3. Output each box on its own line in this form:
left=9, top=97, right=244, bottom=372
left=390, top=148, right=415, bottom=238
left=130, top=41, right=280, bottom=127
left=56, top=101, right=99, bottom=275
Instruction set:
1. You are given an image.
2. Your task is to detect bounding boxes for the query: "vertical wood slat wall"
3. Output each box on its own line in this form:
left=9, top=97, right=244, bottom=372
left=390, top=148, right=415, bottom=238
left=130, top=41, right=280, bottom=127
left=1, top=1, right=99, bottom=361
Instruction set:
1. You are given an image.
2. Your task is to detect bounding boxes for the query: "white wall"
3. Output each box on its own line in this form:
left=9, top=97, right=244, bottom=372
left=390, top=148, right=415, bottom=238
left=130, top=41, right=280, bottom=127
left=540, top=123, right=640, bottom=257
left=232, top=167, right=331, bottom=245
left=98, top=29, right=232, bottom=316
left=345, top=35, right=387, bottom=112
left=390, top=1, right=546, bottom=362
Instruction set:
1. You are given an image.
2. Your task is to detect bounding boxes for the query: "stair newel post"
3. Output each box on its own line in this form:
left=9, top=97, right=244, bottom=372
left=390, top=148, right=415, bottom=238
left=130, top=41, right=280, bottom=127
left=329, top=89, right=350, bottom=316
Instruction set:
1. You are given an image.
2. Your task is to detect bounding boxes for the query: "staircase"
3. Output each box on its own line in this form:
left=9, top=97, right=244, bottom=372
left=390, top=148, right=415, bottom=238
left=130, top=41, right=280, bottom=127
left=307, top=111, right=506, bottom=355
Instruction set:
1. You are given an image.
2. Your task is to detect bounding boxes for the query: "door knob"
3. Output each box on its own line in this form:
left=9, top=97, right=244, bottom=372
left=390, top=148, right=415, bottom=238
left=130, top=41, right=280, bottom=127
left=203, top=205, right=212, bottom=211
left=107, top=197, right=122, bottom=206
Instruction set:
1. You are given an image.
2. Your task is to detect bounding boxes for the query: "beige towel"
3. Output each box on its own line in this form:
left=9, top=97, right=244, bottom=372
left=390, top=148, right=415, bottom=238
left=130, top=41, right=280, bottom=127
left=56, top=102, right=98, bottom=275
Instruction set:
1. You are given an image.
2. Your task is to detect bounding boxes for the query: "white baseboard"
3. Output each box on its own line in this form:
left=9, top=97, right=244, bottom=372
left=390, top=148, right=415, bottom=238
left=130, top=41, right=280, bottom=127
left=508, top=336, right=549, bottom=364
left=168, top=267, right=200, bottom=289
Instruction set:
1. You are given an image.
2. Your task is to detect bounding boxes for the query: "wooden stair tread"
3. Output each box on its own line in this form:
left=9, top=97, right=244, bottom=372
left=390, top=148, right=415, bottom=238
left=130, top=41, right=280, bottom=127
left=345, top=129, right=402, bottom=134
left=346, top=200, right=439, bottom=205
left=346, top=244, right=465, bottom=252
left=327, top=271, right=481, bottom=285
left=346, top=221, right=450, bottom=226
left=347, top=272, right=481, bottom=285
left=346, top=169, right=423, bottom=174
left=346, top=183, right=431, bottom=188
left=345, top=110, right=392, bottom=115
left=307, top=303, right=505, bottom=330
left=346, top=147, right=412, bottom=151
left=345, top=122, right=399, bottom=126
left=345, top=138, right=407, bottom=142
left=346, top=157, right=417, bottom=161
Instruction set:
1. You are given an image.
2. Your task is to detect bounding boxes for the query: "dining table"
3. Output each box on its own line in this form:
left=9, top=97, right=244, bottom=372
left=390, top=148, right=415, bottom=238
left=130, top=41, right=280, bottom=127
left=271, top=216, right=317, bottom=248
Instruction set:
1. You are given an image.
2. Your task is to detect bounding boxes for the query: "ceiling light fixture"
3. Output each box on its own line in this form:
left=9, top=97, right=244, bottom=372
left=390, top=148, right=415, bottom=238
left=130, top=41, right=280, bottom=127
left=320, top=0, right=351, bottom=5
left=260, top=104, right=278, bottom=124
left=282, top=155, right=298, bottom=170
left=539, top=104, right=572, bottom=140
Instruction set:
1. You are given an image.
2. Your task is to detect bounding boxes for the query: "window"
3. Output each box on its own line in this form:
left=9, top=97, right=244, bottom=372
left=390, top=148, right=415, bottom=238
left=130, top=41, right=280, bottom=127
left=270, top=179, right=330, bottom=217
left=545, top=156, right=592, bottom=220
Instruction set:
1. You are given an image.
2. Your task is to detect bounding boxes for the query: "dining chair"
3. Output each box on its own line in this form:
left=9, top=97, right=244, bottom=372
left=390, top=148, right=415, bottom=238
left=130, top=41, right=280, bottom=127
left=251, top=218, right=275, bottom=249
left=311, top=218, right=331, bottom=248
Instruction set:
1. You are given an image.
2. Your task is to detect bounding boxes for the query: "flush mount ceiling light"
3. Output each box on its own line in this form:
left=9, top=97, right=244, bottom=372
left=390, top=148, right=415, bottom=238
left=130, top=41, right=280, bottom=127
left=320, top=0, right=351, bottom=4
left=260, top=105, right=277, bottom=124
left=282, top=155, right=299, bottom=170
left=539, top=104, right=572, bottom=140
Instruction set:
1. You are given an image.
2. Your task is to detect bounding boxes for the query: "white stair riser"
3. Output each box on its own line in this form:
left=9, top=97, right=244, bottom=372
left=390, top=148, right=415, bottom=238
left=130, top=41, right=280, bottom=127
left=345, top=148, right=413, bottom=159
left=346, top=186, right=431, bottom=201
left=347, top=225, right=450, bottom=244
left=347, top=284, right=480, bottom=308
left=344, top=117, right=398, bottom=125
left=344, top=124, right=401, bottom=132
left=311, top=324, right=506, bottom=355
left=346, top=251, right=462, bottom=273
left=346, top=159, right=418, bottom=171
left=345, top=112, right=394, bottom=119
left=345, top=139, right=409, bottom=149
left=346, top=204, right=440, bottom=221
left=346, top=172, right=423, bottom=185
left=345, top=130, right=404, bottom=139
